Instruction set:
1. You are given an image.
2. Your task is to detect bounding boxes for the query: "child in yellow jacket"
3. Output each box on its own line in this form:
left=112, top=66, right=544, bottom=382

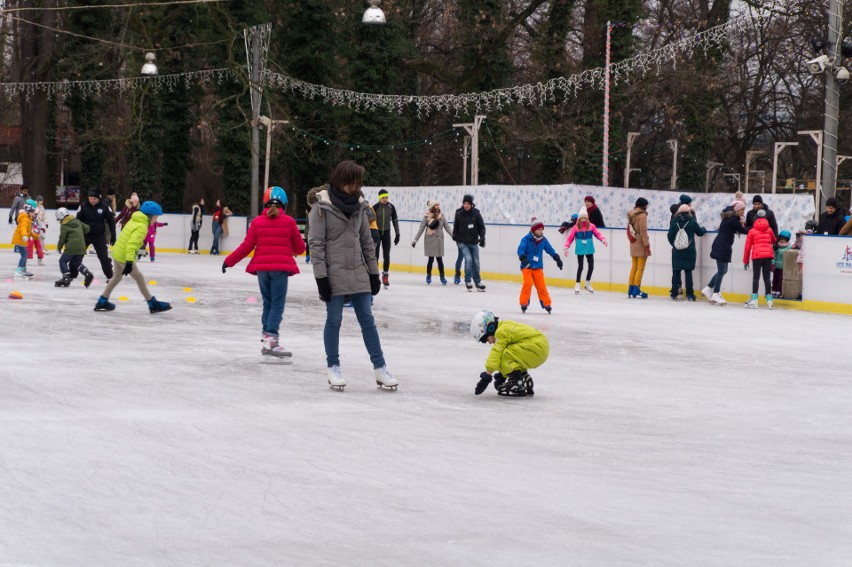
left=12, top=203, right=35, bottom=278
left=470, top=310, right=550, bottom=397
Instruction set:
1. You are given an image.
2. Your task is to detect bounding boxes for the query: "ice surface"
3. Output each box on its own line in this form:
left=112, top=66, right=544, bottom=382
left=1, top=254, right=850, bottom=566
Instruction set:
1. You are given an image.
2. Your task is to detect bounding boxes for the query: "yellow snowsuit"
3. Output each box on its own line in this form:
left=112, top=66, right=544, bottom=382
left=485, top=320, right=549, bottom=376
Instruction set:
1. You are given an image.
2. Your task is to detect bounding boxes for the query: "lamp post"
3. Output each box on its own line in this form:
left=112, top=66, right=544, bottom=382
left=244, top=24, right=272, bottom=220
left=362, top=0, right=386, bottom=24
left=771, top=141, right=798, bottom=194
left=140, top=52, right=158, bottom=76
left=744, top=150, right=763, bottom=195
left=623, top=132, right=639, bottom=188
left=259, top=115, right=289, bottom=193
left=668, top=139, right=678, bottom=190
left=819, top=0, right=844, bottom=208
left=453, top=116, right=486, bottom=185
left=799, top=130, right=824, bottom=212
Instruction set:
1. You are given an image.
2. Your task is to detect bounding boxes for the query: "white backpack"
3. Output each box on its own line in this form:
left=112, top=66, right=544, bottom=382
left=673, top=222, right=690, bottom=250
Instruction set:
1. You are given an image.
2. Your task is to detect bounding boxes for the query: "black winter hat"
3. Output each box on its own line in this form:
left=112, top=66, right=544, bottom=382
left=463, top=194, right=474, bottom=205
left=752, top=194, right=763, bottom=204
left=826, top=197, right=839, bottom=208
left=678, top=193, right=693, bottom=205
left=635, top=197, right=649, bottom=208
left=87, top=188, right=101, bottom=198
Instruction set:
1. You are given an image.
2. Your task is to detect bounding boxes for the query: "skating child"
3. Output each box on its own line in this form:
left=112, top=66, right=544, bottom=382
left=222, top=187, right=305, bottom=361
left=55, top=207, right=94, bottom=287
left=411, top=199, right=453, bottom=285
left=471, top=310, right=549, bottom=397
left=743, top=209, right=777, bottom=309
left=94, top=201, right=171, bottom=313
left=142, top=219, right=168, bottom=261
left=27, top=196, right=47, bottom=264
left=564, top=207, right=607, bottom=294
left=517, top=217, right=563, bottom=313
left=12, top=203, right=35, bottom=278
left=772, top=230, right=792, bottom=297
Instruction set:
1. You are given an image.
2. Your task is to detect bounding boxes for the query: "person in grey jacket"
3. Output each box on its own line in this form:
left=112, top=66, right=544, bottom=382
left=308, top=160, right=399, bottom=392
left=373, top=188, right=400, bottom=287
left=411, top=199, right=453, bottom=285
left=8, top=185, right=29, bottom=224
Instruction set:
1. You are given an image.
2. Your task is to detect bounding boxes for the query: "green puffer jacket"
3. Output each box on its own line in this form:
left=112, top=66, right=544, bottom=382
left=485, top=320, right=550, bottom=376
left=57, top=216, right=90, bottom=255
left=112, top=211, right=149, bottom=263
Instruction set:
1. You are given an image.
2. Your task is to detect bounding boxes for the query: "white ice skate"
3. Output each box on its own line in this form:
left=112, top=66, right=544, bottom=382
left=744, top=295, right=759, bottom=309
left=765, top=296, right=773, bottom=310
left=710, top=292, right=727, bottom=306
left=701, top=286, right=713, bottom=302
left=574, top=282, right=581, bottom=295
left=327, top=366, right=345, bottom=391
left=375, top=366, right=399, bottom=391
left=260, top=334, right=293, bottom=364
left=584, top=282, right=595, bottom=293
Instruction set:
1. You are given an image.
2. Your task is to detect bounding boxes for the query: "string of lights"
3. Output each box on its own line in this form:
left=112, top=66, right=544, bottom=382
left=290, top=126, right=461, bottom=151
left=0, top=0, right=233, bottom=13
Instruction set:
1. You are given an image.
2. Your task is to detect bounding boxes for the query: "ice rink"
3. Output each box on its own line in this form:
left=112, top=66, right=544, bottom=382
left=1, top=252, right=850, bottom=566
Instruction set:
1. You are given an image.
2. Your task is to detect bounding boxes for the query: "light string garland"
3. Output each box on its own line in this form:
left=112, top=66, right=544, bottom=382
left=0, top=12, right=758, bottom=109
left=290, top=126, right=461, bottom=151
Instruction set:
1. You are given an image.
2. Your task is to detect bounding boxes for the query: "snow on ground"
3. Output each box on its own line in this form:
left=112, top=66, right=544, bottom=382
left=1, top=253, right=850, bottom=566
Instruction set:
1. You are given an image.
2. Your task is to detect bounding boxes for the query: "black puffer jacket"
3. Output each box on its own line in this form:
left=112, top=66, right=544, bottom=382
left=710, top=210, right=749, bottom=263
left=817, top=209, right=846, bottom=235
left=745, top=204, right=778, bottom=237
left=452, top=206, right=486, bottom=245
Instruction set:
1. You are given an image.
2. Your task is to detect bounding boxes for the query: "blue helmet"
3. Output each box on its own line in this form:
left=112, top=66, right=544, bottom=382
left=140, top=201, right=163, bottom=217
left=779, top=230, right=792, bottom=241
left=266, top=186, right=287, bottom=207
left=26, top=199, right=38, bottom=209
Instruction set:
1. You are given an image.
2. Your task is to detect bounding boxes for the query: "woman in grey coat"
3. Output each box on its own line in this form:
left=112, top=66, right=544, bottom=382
left=308, top=160, right=399, bottom=391
left=411, top=199, right=453, bottom=285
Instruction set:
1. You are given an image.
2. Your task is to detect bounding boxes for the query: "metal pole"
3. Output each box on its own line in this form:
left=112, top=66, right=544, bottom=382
left=602, top=21, right=612, bottom=187
left=624, top=132, right=639, bottom=188
left=668, top=139, right=678, bottom=190
left=462, top=136, right=470, bottom=185
left=472, top=115, right=484, bottom=186
left=244, top=24, right=271, bottom=220
left=263, top=122, right=273, bottom=193
left=821, top=0, right=843, bottom=208
left=744, top=150, right=763, bottom=195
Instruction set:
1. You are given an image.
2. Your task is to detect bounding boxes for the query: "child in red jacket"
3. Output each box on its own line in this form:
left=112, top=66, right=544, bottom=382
left=743, top=209, right=777, bottom=309
left=222, top=187, right=305, bottom=362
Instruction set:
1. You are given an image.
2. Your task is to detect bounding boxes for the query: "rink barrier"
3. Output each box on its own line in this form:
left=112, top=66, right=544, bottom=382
left=4, top=208, right=852, bottom=315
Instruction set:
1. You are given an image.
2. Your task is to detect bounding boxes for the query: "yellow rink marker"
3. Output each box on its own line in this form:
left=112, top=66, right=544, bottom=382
left=185, top=296, right=197, bottom=303
left=183, top=287, right=193, bottom=292
left=118, top=296, right=129, bottom=301
left=148, top=280, right=157, bottom=285
left=8, top=290, right=23, bottom=299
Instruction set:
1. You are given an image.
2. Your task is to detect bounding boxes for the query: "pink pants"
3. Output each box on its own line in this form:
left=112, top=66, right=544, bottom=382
left=27, top=237, right=44, bottom=260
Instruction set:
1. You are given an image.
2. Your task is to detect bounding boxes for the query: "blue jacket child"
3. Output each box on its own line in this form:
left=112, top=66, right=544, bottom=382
left=516, top=217, right=563, bottom=313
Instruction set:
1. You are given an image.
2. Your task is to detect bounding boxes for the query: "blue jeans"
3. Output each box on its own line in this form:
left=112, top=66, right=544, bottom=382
left=211, top=223, right=222, bottom=254
left=258, top=271, right=289, bottom=336
left=324, top=292, right=385, bottom=368
left=707, top=260, right=729, bottom=293
left=14, top=245, right=27, bottom=270
left=458, top=243, right=481, bottom=284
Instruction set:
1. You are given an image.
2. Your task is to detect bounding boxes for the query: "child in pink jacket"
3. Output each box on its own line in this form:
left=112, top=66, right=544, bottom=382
left=143, top=220, right=168, bottom=261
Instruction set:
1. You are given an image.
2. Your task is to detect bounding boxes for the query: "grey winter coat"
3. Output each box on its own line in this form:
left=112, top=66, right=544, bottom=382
left=412, top=213, right=452, bottom=257
left=308, top=188, right=379, bottom=296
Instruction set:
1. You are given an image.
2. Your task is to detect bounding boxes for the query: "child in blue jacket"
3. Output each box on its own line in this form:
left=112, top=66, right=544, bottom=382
left=517, top=217, right=563, bottom=313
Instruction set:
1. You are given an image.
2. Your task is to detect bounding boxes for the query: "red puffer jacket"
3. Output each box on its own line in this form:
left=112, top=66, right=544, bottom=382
left=743, top=217, right=777, bottom=262
left=225, top=209, right=306, bottom=275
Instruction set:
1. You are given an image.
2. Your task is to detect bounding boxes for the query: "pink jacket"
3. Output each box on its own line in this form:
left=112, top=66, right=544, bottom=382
left=144, top=222, right=166, bottom=242
left=225, top=209, right=305, bottom=275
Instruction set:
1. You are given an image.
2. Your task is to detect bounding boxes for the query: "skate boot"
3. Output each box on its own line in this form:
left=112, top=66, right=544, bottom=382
left=497, top=371, right=529, bottom=397
left=83, top=271, right=94, bottom=288
left=475, top=372, right=492, bottom=395
left=628, top=285, right=636, bottom=298
left=382, top=272, right=389, bottom=289
left=147, top=296, right=172, bottom=313
left=524, top=374, right=535, bottom=396
left=453, top=273, right=461, bottom=285
left=744, top=293, right=759, bottom=309
left=54, top=273, right=73, bottom=287
left=710, top=292, right=726, bottom=306
left=327, top=366, right=345, bottom=391
left=765, top=295, right=773, bottom=310
left=701, top=286, right=713, bottom=302
left=521, top=304, right=527, bottom=313
left=375, top=366, right=399, bottom=391
left=37, top=258, right=45, bottom=266
left=475, top=282, right=486, bottom=292
left=584, top=282, right=595, bottom=293
left=635, top=287, right=648, bottom=299
left=686, top=294, right=697, bottom=302
left=261, top=333, right=293, bottom=361
left=94, top=295, right=116, bottom=311
left=575, top=282, right=581, bottom=295
left=305, top=254, right=311, bottom=264
left=465, top=282, right=473, bottom=292
left=426, top=275, right=432, bottom=285
left=439, top=275, right=447, bottom=286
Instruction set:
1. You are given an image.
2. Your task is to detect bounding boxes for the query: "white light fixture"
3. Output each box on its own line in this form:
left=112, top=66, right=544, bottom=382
left=140, top=52, right=158, bottom=76
left=362, top=0, right=386, bottom=25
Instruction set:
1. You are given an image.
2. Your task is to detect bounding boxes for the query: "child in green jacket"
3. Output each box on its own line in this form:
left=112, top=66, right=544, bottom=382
left=55, top=207, right=94, bottom=288
left=94, top=201, right=171, bottom=313
left=470, top=310, right=549, bottom=397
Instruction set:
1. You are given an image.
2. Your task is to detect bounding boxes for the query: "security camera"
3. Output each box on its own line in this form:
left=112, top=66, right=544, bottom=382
left=807, top=54, right=831, bottom=75
left=835, top=66, right=851, bottom=85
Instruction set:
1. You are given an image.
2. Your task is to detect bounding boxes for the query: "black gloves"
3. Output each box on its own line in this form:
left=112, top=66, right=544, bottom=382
left=221, top=262, right=228, bottom=274
left=393, top=233, right=400, bottom=246
left=122, top=261, right=134, bottom=276
left=475, top=372, right=492, bottom=395
left=316, top=277, right=332, bottom=302
left=558, top=222, right=570, bottom=235
left=552, top=253, right=563, bottom=270
left=519, top=254, right=530, bottom=269
left=369, top=273, right=382, bottom=296
left=479, top=239, right=485, bottom=248
left=163, top=223, right=169, bottom=226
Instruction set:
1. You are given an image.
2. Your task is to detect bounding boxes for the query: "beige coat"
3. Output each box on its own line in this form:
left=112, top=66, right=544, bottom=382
left=627, top=207, right=651, bottom=257
left=412, top=210, right=452, bottom=257
left=308, top=189, right=379, bottom=296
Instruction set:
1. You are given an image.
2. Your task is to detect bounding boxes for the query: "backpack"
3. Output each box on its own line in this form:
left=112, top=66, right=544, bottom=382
left=673, top=222, right=690, bottom=250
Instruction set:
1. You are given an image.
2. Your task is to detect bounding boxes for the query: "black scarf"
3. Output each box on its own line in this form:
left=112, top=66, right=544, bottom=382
left=329, top=184, right=362, bottom=218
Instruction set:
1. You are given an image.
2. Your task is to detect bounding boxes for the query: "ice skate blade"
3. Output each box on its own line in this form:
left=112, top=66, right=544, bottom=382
left=260, top=356, right=293, bottom=365
left=328, top=383, right=345, bottom=391
left=376, top=382, right=398, bottom=391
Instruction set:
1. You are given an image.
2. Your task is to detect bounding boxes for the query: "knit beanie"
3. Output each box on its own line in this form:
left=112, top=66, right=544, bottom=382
left=463, top=194, right=474, bottom=206
left=427, top=199, right=439, bottom=210
left=635, top=197, right=649, bottom=208
left=731, top=200, right=745, bottom=213
left=752, top=194, right=763, bottom=204
left=678, top=193, right=693, bottom=205
left=757, top=209, right=767, bottom=218
left=577, top=206, right=589, bottom=219
left=530, top=217, right=545, bottom=232
left=584, top=195, right=596, bottom=205
left=826, top=197, right=839, bottom=208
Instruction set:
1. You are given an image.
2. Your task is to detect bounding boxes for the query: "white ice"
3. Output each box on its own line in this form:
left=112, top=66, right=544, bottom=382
left=1, top=254, right=850, bottom=566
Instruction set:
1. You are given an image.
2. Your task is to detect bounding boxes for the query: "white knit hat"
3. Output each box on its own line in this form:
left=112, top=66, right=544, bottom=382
left=577, top=206, right=589, bottom=219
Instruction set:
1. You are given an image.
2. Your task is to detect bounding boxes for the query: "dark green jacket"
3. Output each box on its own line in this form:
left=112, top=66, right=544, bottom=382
left=667, top=213, right=706, bottom=271
left=57, top=216, right=90, bottom=255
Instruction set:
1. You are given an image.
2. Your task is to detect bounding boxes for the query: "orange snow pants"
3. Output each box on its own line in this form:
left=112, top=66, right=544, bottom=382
left=519, top=268, right=551, bottom=308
